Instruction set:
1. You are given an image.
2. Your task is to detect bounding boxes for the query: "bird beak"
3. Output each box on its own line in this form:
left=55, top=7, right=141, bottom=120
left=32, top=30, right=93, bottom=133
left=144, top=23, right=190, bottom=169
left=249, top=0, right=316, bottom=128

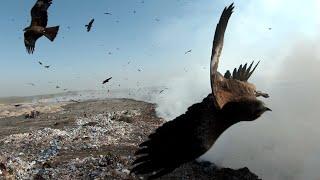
left=265, top=107, right=272, bottom=112
left=255, top=90, right=270, bottom=98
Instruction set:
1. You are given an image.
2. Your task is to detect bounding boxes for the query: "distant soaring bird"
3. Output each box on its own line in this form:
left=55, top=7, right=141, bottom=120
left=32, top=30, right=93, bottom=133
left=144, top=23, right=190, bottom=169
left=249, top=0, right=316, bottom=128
left=24, top=0, right=59, bottom=54
left=85, top=19, right=94, bottom=32
left=27, top=83, right=35, bottom=86
left=102, top=77, right=112, bottom=84
left=184, top=49, right=192, bottom=54
left=131, top=3, right=271, bottom=179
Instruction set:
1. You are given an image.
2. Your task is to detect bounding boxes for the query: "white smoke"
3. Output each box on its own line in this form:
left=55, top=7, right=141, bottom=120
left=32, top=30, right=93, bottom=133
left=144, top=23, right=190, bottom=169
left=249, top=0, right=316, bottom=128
left=153, top=35, right=320, bottom=180
left=207, top=36, right=320, bottom=180
left=146, top=0, right=320, bottom=179
left=151, top=65, right=210, bottom=120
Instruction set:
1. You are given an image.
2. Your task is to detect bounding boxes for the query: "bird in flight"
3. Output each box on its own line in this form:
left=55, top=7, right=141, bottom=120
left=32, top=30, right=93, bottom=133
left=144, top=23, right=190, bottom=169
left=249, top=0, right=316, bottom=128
left=104, top=12, right=112, bottom=15
left=27, top=83, right=35, bottom=86
left=102, top=77, right=112, bottom=84
left=24, top=0, right=59, bottom=54
left=159, top=88, right=168, bottom=94
left=184, top=49, right=192, bottom=54
left=44, top=65, right=50, bottom=69
left=131, top=3, right=271, bottom=179
left=85, top=19, right=95, bottom=32
left=38, top=61, right=43, bottom=65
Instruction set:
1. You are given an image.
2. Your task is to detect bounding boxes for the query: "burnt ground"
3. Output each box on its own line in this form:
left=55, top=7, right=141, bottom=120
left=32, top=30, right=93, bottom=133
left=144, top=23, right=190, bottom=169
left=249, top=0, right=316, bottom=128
left=0, top=98, right=261, bottom=180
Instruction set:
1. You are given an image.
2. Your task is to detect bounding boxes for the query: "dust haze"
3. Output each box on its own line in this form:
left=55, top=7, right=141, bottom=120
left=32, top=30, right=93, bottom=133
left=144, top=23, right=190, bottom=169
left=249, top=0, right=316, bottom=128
left=153, top=35, right=320, bottom=180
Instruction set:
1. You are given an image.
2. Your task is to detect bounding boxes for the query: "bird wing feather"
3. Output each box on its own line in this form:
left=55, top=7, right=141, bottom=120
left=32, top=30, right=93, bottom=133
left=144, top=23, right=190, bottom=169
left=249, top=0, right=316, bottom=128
left=132, top=95, right=218, bottom=179
left=224, top=61, right=260, bottom=82
left=24, top=31, right=42, bottom=54
left=210, top=3, right=258, bottom=109
left=210, top=3, right=234, bottom=109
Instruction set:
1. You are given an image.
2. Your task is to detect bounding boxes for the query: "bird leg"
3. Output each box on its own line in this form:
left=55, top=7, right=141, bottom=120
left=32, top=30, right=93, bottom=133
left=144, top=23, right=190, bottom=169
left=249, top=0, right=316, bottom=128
left=255, top=90, right=269, bottom=98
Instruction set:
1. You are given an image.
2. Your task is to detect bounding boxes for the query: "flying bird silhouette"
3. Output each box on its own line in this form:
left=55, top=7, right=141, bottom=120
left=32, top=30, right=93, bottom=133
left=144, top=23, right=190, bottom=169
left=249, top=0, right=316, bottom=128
left=131, top=4, right=271, bottom=179
left=102, top=77, right=112, bottom=84
left=27, top=83, right=35, bottom=86
left=185, top=49, right=192, bottom=54
left=159, top=88, right=169, bottom=94
left=85, top=19, right=94, bottom=32
left=38, top=61, right=43, bottom=65
left=44, top=65, right=50, bottom=68
left=24, top=0, right=59, bottom=54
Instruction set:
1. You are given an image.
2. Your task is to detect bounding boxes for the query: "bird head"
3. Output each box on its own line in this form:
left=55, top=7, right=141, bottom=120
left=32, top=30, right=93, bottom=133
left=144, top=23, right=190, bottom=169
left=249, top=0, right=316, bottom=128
left=221, top=98, right=271, bottom=122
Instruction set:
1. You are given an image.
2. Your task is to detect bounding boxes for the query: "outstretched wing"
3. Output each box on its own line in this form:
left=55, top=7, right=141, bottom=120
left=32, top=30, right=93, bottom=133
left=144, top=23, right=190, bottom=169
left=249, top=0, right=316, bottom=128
left=30, top=0, right=52, bottom=27
left=24, top=31, right=42, bottom=54
left=102, top=77, right=112, bottom=84
left=132, top=95, right=218, bottom=179
left=210, top=3, right=234, bottom=109
left=209, top=4, right=264, bottom=109
left=86, top=19, right=94, bottom=32
left=224, top=61, right=260, bottom=81
left=89, top=19, right=95, bottom=26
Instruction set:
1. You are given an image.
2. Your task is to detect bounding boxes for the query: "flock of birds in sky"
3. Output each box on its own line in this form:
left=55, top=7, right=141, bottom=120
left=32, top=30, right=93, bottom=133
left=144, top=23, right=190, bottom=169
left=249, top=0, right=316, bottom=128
left=22, top=0, right=172, bottom=94
left=20, top=1, right=272, bottom=179
left=21, top=0, right=272, bottom=95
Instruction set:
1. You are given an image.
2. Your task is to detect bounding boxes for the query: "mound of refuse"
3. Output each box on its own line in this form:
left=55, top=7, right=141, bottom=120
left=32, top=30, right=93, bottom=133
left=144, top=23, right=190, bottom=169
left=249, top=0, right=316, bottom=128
left=0, top=99, right=260, bottom=179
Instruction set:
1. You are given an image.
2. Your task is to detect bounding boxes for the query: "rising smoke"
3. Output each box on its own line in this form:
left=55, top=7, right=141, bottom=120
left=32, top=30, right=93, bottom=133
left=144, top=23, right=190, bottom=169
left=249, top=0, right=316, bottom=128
left=153, top=35, right=320, bottom=180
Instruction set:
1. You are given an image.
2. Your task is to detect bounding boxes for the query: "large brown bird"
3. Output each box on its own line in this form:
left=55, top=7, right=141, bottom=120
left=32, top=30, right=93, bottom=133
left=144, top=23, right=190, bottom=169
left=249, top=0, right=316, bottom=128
left=131, top=3, right=271, bottom=179
left=24, top=0, right=59, bottom=54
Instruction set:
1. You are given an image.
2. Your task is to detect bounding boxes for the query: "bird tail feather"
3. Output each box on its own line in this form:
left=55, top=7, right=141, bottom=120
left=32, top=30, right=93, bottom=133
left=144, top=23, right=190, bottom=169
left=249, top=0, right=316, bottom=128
left=43, top=26, right=59, bottom=41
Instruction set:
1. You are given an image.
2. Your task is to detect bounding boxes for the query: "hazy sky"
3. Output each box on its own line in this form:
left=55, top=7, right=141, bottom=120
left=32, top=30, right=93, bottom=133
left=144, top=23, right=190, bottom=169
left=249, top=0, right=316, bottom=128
left=0, top=0, right=318, bottom=97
